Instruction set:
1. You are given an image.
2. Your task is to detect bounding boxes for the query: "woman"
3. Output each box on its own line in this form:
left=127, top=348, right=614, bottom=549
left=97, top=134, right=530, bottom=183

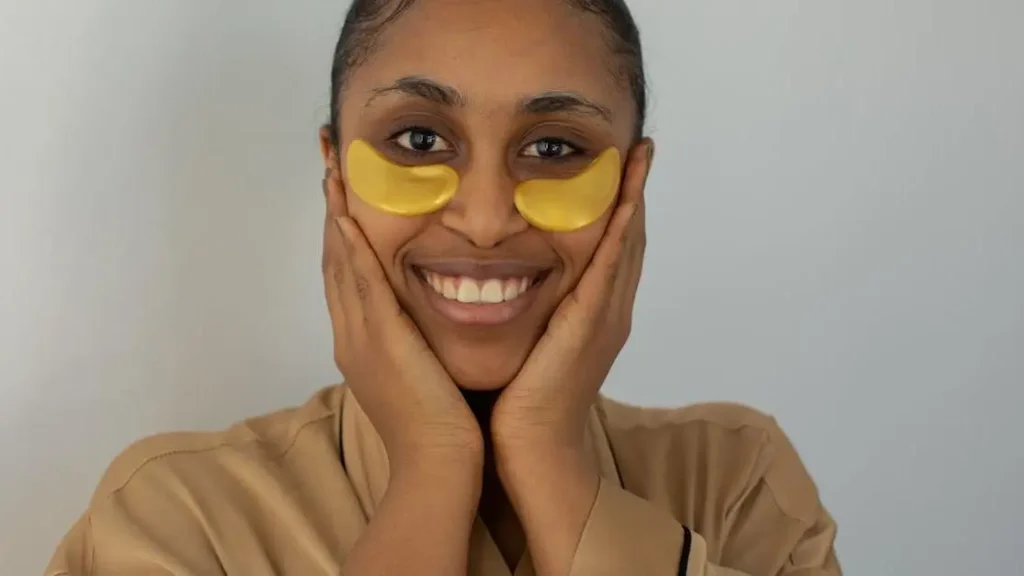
left=47, top=1, right=840, bottom=575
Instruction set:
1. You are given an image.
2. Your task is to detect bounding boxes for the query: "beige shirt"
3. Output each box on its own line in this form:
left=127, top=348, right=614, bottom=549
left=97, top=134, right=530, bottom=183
left=46, top=385, right=840, bottom=575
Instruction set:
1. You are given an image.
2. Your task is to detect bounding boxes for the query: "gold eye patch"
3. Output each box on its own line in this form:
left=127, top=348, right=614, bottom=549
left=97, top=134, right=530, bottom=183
left=345, top=139, right=622, bottom=231
left=345, top=139, right=459, bottom=216
left=512, top=147, right=621, bottom=232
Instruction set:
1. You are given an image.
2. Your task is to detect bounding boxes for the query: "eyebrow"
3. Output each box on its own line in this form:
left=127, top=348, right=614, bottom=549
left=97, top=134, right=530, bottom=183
left=520, top=91, right=613, bottom=123
left=365, top=77, right=612, bottom=123
left=366, top=76, right=466, bottom=108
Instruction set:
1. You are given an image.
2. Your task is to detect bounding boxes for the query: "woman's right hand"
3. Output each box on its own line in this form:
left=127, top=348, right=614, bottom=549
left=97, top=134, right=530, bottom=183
left=321, top=171, right=482, bottom=471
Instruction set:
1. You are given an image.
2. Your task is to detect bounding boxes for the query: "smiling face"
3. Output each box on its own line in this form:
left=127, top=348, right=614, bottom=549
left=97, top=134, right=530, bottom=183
left=321, top=0, right=653, bottom=390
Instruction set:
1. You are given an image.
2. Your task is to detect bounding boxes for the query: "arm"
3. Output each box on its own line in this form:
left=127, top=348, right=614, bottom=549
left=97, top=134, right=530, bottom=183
left=568, top=478, right=840, bottom=576
left=500, top=415, right=840, bottom=576
left=341, top=453, right=482, bottom=576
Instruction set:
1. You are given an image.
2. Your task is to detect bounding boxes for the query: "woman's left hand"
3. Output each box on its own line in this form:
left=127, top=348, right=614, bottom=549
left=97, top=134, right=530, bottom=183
left=491, top=141, right=652, bottom=576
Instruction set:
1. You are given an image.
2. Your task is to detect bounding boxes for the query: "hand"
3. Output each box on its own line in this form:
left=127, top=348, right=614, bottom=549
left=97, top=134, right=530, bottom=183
left=322, top=170, right=482, bottom=471
left=492, top=140, right=650, bottom=449
left=490, top=141, right=652, bottom=576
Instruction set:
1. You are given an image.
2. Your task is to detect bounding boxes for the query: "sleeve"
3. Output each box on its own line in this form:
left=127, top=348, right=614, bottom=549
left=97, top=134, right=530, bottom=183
left=43, top=441, right=227, bottom=576
left=45, top=515, right=95, bottom=576
left=43, top=482, right=224, bottom=576
left=568, top=416, right=841, bottom=576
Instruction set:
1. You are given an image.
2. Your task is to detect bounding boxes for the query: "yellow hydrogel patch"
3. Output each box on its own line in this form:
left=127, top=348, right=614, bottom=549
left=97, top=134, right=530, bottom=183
left=514, top=147, right=622, bottom=232
left=345, top=140, right=622, bottom=232
left=345, top=139, right=459, bottom=216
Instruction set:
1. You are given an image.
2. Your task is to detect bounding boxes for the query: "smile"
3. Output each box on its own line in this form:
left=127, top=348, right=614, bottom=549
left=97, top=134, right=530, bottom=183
left=411, top=262, right=550, bottom=326
left=422, top=272, right=536, bottom=304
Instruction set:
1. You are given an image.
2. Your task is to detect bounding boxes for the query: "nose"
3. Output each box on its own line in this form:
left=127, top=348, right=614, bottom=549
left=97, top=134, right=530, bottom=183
left=439, top=156, right=529, bottom=249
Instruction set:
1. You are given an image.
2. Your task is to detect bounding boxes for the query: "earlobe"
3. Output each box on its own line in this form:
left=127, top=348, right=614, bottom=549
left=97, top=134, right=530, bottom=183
left=318, top=125, right=336, bottom=161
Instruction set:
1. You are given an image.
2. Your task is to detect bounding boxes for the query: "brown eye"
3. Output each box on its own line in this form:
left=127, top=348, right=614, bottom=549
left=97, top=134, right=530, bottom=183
left=521, top=138, right=577, bottom=159
left=394, top=128, right=451, bottom=152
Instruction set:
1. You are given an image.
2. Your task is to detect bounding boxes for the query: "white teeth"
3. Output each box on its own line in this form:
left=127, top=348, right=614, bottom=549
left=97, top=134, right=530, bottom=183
left=442, top=278, right=457, bottom=300
left=423, top=272, right=534, bottom=304
left=480, top=279, right=504, bottom=303
left=456, top=279, right=480, bottom=303
left=502, top=280, right=520, bottom=301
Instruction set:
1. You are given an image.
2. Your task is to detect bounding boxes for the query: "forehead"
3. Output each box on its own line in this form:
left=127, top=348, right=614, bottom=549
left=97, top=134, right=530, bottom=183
left=343, top=0, right=633, bottom=122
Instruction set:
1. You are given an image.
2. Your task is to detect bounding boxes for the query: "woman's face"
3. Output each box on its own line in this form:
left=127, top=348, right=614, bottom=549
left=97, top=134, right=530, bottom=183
left=321, top=0, right=653, bottom=390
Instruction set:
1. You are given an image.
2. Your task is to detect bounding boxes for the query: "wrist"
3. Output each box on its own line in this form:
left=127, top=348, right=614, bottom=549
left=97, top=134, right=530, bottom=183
left=392, top=440, right=484, bottom=478
left=492, top=422, right=589, bottom=478
left=493, top=446, right=600, bottom=576
left=389, top=423, right=484, bottom=469
left=389, top=450, right=484, bottom=513
left=491, top=401, right=589, bottom=453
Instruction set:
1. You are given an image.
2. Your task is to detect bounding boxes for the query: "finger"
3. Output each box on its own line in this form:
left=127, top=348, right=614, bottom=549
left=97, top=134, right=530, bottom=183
left=322, top=217, right=354, bottom=374
left=323, top=170, right=377, bottom=326
left=579, top=200, right=637, bottom=297
left=617, top=139, right=653, bottom=207
left=614, top=191, right=647, bottom=308
left=581, top=140, right=651, bottom=301
left=613, top=213, right=646, bottom=325
left=322, top=175, right=350, bottom=293
left=608, top=141, right=651, bottom=314
left=335, top=216, right=405, bottom=324
left=324, top=168, right=349, bottom=219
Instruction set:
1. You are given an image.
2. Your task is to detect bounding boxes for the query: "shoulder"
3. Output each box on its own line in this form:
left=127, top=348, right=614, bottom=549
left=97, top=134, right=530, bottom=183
left=596, top=397, right=823, bottom=526
left=89, top=384, right=343, bottom=504
left=46, top=385, right=348, bottom=575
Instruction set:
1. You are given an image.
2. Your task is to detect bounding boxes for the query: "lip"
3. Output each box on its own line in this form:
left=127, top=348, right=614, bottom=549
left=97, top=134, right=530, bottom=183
left=409, top=260, right=552, bottom=326
left=411, top=258, right=550, bottom=280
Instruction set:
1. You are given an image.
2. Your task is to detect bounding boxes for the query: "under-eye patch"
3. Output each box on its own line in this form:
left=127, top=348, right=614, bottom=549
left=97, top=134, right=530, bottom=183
left=345, top=139, right=459, bottom=216
left=512, top=147, right=621, bottom=232
left=345, top=139, right=622, bottom=232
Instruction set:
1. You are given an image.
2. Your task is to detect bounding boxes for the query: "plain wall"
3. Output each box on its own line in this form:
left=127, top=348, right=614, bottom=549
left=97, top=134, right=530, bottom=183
left=2, top=1, right=1022, bottom=574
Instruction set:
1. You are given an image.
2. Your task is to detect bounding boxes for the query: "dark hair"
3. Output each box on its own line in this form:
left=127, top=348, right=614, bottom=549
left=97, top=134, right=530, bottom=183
left=326, top=0, right=647, bottom=147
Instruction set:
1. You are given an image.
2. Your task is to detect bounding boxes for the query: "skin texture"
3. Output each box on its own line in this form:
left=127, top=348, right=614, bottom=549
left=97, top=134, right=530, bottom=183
left=318, top=0, right=655, bottom=573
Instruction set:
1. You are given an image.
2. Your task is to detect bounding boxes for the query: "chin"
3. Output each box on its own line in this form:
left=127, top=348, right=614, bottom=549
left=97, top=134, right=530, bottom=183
left=436, top=344, right=531, bottom=392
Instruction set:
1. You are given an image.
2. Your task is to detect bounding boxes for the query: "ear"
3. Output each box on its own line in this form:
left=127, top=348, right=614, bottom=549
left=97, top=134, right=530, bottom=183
left=620, top=137, right=655, bottom=205
left=320, top=124, right=343, bottom=174
left=319, top=125, right=347, bottom=216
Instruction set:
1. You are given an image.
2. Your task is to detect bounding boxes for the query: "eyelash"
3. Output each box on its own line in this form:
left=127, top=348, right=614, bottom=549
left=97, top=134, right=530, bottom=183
left=386, top=126, right=585, bottom=161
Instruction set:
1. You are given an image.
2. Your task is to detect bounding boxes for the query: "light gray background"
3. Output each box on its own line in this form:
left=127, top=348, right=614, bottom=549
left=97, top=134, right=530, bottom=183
left=2, top=1, right=1022, bottom=574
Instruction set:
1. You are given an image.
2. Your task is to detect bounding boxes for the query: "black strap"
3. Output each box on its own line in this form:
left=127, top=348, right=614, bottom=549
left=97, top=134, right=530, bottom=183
left=677, top=526, right=693, bottom=576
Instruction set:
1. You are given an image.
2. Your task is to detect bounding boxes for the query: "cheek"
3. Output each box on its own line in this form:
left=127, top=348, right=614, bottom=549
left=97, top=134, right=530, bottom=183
left=548, top=211, right=611, bottom=286
left=346, top=191, right=425, bottom=276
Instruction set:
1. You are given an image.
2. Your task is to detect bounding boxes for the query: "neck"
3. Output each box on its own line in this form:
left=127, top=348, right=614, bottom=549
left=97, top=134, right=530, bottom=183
left=462, top=388, right=526, bottom=567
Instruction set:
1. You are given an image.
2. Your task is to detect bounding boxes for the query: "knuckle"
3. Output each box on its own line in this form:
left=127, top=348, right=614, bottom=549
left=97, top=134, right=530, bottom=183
left=354, top=274, right=371, bottom=301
